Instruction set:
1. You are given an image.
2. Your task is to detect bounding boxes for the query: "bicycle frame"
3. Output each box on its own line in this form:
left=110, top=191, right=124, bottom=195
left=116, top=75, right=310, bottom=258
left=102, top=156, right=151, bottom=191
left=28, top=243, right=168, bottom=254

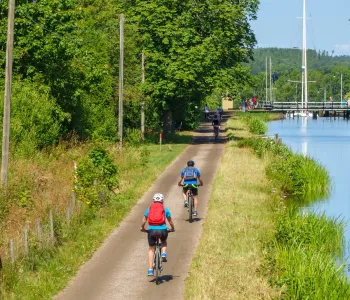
left=144, top=230, right=173, bottom=285
left=213, top=126, right=219, bottom=139
left=153, top=236, right=162, bottom=285
left=186, top=187, right=195, bottom=223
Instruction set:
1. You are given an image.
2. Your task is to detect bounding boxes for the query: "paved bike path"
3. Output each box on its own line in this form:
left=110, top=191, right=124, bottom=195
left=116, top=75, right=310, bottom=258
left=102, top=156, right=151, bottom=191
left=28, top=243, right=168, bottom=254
left=56, top=116, right=227, bottom=300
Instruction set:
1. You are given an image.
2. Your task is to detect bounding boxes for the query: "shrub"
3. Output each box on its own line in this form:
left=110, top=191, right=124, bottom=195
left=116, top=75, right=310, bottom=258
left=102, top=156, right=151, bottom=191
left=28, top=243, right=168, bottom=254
left=125, top=128, right=142, bottom=147
left=240, top=115, right=268, bottom=134
left=76, top=147, right=118, bottom=208
left=0, top=79, right=65, bottom=156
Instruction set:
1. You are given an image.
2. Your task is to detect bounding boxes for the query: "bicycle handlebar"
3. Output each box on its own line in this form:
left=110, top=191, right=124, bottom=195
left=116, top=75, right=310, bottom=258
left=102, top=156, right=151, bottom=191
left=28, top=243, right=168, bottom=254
left=142, top=229, right=174, bottom=233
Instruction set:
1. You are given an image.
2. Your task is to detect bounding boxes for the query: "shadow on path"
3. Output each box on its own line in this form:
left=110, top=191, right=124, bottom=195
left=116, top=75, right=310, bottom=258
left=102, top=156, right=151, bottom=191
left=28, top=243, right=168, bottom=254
left=149, top=274, right=177, bottom=285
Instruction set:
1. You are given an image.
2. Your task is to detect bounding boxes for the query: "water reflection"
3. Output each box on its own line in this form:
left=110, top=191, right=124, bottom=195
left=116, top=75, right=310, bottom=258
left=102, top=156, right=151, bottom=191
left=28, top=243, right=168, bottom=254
left=302, top=141, right=307, bottom=156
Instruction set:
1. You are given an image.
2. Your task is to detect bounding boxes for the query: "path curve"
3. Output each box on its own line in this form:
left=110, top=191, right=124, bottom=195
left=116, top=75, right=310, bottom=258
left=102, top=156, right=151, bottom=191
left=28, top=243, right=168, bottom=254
left=56, top=114, right=228, bottom=300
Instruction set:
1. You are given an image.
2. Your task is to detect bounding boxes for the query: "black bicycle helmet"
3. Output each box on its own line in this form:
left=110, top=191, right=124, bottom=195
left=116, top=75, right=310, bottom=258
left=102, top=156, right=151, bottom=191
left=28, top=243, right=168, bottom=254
left=187, top=160, right=195, bottom=167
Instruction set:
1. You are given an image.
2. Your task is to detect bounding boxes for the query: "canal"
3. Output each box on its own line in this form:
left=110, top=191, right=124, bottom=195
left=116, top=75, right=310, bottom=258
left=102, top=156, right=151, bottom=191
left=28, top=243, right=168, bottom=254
left=268, top=117, right=350, bottom=261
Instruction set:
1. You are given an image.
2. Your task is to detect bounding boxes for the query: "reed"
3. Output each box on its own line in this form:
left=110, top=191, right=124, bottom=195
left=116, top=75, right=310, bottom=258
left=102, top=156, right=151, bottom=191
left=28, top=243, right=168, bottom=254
left=238, top=137, right=330, bottom=201
left=240, top=114, right=268, bottom=134
left=264, top=207, right=349, bottom=299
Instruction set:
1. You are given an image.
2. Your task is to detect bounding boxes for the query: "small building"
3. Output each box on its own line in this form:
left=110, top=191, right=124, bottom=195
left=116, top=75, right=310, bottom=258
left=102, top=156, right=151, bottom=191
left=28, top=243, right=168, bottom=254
left=222, top=97, right=233, bottom=110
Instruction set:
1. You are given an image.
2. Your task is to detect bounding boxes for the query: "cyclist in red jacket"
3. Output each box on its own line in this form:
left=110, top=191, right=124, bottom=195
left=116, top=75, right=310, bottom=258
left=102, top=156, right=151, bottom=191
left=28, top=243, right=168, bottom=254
left=140, top=193, right=175, bottom=276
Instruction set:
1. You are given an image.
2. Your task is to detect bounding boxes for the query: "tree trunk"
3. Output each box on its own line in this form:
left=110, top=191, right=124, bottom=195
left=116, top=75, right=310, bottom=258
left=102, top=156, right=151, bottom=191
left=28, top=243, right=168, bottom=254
left=162, top=110, right=174, bottom=137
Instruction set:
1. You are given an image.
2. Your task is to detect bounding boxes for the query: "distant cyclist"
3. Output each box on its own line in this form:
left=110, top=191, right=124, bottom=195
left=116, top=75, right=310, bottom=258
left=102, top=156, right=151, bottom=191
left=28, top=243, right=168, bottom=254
left=178, top=160, right=203, bottom=216
left=217, top=106, right=223, bottom=120
left=140, top=193, right=175, bottom=276
left=212, top=114, right=220, bottom=138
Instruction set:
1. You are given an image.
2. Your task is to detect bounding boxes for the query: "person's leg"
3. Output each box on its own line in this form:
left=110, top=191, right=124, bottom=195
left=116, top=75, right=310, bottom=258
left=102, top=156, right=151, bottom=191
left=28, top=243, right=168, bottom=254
left=161, top=240, right=167, bottom=254
left=148, top=246, right=155, bottom=270
left=147, top=231, right=156, bottom=273
left=193, top=195, right=198, bottom=212
left=161, top=230, right=169, bottom=261
left=183, top=187, right=188, bottom=206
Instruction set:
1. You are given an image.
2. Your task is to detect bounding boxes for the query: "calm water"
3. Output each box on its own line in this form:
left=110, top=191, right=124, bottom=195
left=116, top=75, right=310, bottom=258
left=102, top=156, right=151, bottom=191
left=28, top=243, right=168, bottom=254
left=268, top=117, right=350, bottom=261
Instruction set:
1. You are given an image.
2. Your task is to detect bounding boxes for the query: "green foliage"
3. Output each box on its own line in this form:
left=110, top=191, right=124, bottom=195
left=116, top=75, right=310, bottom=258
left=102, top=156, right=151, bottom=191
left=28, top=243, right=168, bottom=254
left=140, top=147, right=150, bottom=167
left=125, top=128, right=141, bottom=147
left=264, top=207, right=350, bottom=299
left=125, top=0, right=258, bottom=131
left=247, top=48, right=350, bottom=102
left=0, top=79, right=65, bottom=156
left=240, top=115, right=268, bottom=135
left=76, top=147, right=118, bottom=208
left=238, top=137, right=329, bottom=200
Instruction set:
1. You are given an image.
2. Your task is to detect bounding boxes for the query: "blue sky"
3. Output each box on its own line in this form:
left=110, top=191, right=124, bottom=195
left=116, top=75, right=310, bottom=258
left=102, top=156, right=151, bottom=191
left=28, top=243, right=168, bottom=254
left=251, top=0, right=350, bottom=56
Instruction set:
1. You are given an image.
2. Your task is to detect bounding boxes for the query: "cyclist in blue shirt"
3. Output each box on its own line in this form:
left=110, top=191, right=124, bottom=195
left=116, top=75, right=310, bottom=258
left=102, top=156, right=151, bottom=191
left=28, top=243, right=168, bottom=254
left=178, top=160, right=203, bottom=216
left=141, top=193, right=175, bottom=276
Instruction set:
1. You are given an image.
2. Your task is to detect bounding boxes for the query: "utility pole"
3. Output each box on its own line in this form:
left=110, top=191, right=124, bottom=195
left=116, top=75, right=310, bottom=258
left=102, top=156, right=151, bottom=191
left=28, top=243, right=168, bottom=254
left=1, top=0, right=15, bottom=190
left=118, top=13, right=124, bottom=149
left=265, top=57, right=268, bottom=103
left=141, top=51, right=145, bottom=142
left=341, top=73, right=343, bottom=101
left=269, top=57, right=272, bottom=103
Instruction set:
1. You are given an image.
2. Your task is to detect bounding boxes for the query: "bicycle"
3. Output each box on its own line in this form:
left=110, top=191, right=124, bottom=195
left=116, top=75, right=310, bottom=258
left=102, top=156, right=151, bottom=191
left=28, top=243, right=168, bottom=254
left=213, top=125, right=220, bottom=140
left=144, top=229, right=173, bottom=285
left=182, top=184, right=196, bottom=223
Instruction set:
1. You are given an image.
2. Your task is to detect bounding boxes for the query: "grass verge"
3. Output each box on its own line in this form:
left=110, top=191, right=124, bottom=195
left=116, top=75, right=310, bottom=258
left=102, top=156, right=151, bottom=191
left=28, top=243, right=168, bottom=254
left=185, top=115, right=279, bottom=299
left=0, top=141, right=188, bottom=299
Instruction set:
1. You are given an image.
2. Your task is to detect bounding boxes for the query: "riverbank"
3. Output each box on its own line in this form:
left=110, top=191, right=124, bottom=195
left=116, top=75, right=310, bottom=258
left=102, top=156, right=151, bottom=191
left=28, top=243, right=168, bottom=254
left=186, top=113, right=350, bottom=299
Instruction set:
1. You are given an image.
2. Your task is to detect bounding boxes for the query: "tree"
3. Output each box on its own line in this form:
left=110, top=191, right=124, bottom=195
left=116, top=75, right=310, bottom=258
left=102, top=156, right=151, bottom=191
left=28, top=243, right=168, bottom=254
left=125, top=0, right=258, bottom=134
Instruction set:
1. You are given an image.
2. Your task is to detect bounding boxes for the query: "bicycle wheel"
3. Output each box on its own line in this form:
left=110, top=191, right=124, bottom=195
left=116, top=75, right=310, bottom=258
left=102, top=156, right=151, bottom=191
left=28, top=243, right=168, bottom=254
left=155, top=244, right=160, bottom=285
left=188, top=195, right=193, bottom=223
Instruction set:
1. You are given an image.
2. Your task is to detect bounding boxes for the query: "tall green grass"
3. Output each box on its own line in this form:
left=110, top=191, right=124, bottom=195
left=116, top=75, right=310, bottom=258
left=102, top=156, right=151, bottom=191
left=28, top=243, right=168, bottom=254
left=240, top=114, right=268, bottom=134
left=263, top=208, right=349, bottom=299
left=238, top=138, right=329, bottom=201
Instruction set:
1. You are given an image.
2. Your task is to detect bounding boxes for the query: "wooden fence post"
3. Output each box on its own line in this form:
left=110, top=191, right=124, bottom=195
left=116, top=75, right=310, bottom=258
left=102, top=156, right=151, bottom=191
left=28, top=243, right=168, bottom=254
left=72, top=192, right=76, bottom=212
left=49, top=210, right=54, bottom=240
left=37, top=218, right=42, bottom=247
left=24, top=227, right=28, bottom=255
left=66, top=202, right=71, bottom=225
left=9, top=239, right=14, bottom=264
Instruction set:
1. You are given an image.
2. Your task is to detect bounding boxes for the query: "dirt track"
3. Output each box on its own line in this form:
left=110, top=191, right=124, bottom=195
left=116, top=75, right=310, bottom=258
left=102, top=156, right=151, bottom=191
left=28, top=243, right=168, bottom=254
left=56, top=113, right=229, bottom=300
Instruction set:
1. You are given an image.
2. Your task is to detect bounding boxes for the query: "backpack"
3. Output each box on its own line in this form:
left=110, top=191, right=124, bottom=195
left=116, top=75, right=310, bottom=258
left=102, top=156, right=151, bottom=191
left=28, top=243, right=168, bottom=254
left=148, top=202, right=165, bottom=226
left=183, top=167, right=197, bottom=181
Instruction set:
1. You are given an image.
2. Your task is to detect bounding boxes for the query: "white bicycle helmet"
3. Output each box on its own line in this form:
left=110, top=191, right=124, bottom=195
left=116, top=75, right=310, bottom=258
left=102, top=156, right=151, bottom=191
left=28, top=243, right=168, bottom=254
left=153, top=193, right=164, bottom=203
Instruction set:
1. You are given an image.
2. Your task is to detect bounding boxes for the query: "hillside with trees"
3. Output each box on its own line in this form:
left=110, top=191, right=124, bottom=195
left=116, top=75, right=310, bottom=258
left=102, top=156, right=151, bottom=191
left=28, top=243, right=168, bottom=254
left=243, top=48, right=350, bottom=102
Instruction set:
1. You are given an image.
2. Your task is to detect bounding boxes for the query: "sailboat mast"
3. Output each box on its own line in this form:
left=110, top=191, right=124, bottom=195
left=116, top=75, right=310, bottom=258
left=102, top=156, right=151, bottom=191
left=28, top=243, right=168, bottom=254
left=266, top=57, right=268, bottom=103
left=302, top=0, right=308, bottom=110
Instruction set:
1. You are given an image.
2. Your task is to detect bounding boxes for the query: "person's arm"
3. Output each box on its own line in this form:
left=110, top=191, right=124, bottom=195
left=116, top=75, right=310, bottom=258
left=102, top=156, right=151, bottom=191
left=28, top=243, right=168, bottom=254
left=140, top=216, right=147, bottom=232
left=197, top=175, right=203, bottom=186
left=166, top=216, right=175, bottom=231
left=178, top=175, right=183, bottom=186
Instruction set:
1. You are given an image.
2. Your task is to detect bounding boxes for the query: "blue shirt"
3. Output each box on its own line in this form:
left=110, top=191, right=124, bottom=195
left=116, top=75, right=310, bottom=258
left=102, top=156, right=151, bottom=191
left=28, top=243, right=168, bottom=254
left=144, top=207, right=171, bottom=230
left=181, top=167, right=200, bottom=185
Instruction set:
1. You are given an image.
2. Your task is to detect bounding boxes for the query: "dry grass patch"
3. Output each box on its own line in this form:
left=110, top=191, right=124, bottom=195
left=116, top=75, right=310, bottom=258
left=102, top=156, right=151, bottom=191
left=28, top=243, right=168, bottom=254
left=185, top=117, right=279, bottom=299
left=0, top=141, right=189, bottom=299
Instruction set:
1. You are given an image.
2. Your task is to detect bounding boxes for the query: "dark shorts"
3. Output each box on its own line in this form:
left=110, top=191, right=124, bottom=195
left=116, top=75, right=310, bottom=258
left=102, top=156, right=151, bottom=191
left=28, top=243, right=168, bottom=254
left=183, top=184, right=198, bottom=196
left=148, top=229, right=168, bottom=246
